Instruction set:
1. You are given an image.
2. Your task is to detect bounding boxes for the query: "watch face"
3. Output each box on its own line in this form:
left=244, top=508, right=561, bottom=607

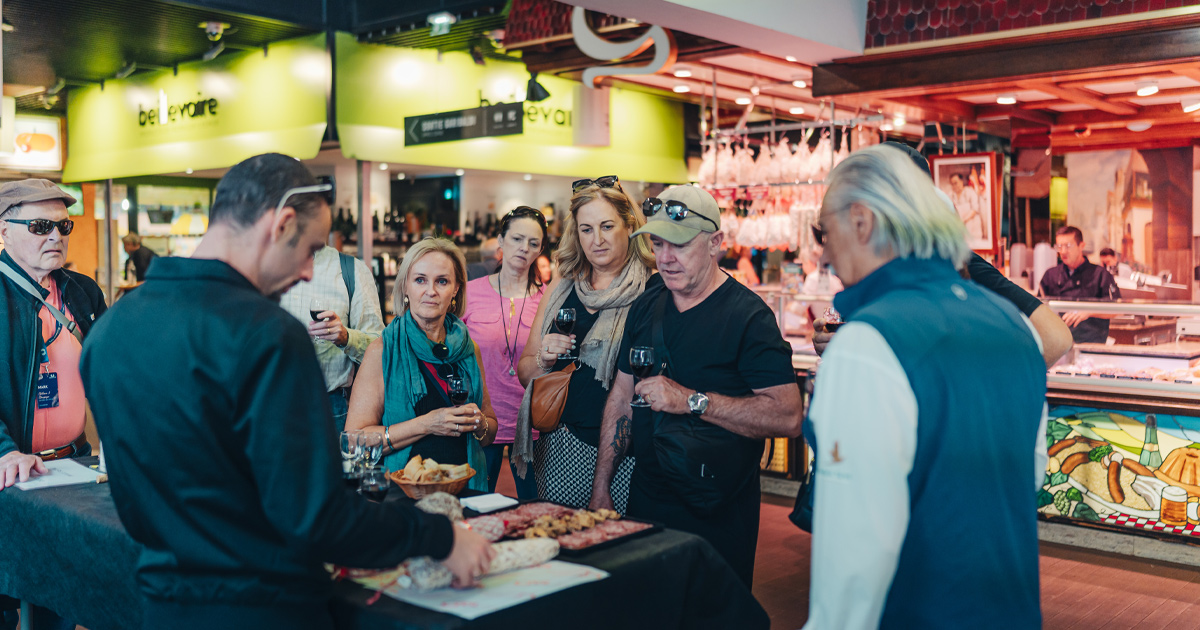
left=690, top=392, right=708, bottom=414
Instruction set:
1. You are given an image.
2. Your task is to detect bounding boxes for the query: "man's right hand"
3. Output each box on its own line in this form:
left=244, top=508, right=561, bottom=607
left=441, top=525, right=495, bottom=588
left=0, top=451, right=47, bottom=489
left=588, top=489, right=615, bottom=512
left=812, top=319, right=835, bottom=357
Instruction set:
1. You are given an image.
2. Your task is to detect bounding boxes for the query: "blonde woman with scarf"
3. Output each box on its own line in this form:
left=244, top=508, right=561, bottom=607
left=515, top=178, right=654, bottom=512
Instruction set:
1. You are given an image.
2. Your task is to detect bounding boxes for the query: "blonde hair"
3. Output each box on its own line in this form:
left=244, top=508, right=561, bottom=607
left=557, top=185, right=655, bottom=281
left=393, top=237, right=468, bottom=319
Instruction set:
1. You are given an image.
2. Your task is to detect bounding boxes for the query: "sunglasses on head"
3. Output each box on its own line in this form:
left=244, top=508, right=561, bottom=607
left=641, top=198, right=719, bottom=231
left=5, top=218, right=74, bottom=236
left=506, top=206, right=547, bottom=226
left=274, top=183, right=334, bottom=216
left=571, top=175, right=620, bottom=193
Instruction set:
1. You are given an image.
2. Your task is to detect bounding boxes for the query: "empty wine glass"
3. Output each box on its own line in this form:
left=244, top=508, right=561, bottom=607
left=629, top=347, right=655, bottom=408
left=339, top=431, right=363, bottom=488
left=555, top=308, right=577, bottom=359
left=360, top=432, right=384, bottom=468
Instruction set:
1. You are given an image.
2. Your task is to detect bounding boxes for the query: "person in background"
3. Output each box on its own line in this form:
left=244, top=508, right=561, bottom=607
left=804, top=145, right=1046, bottom=629
left=467, top=237, right=501, bottom=281
left=80, top=154, right=494, bottom=630
left=535, top=253, right=554, bottom=285
left=515, top=176, right=654, bottom=512
left=815, top=142, right=1073, bottom=368
left=801, top=248, right=844, bottom=295
left=592, top=185, right=802, bottom=586
left=280, top=246, right=384, bottom=432
left=0, top=180, right=105, bottom=630
left=347, top=237, right=497, bottom=488
left=1039, top=226, right=1120, bottom=345
left=735, top=245, right=760, bottom=286
left=1099, top=247, right=1132, bottom=279
left=122, top=233, right=158, bottom=283
left=462, top=207, right=547, bottom=499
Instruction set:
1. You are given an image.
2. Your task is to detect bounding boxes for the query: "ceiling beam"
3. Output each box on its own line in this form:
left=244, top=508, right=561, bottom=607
left=813, top=23, right=1200, bottom=99
left=888, top=95, right=977, bottom=123
left=1045, top=122, right=1200, bottom=151
left=1053, top=103, right=1199, bottom=131
left=975, top=105, right=1055, bottom=127
left=1172, top=67, right=1200, bottom=84
left=1017, top=81, right=1137, bottom=115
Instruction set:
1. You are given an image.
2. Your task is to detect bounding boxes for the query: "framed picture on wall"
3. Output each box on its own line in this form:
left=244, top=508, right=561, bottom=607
left=930, top=152, right=999, bottom=253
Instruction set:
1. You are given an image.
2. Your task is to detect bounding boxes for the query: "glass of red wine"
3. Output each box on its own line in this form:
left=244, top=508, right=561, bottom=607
left=310, top=298, right=329, bottom=344
left=359, top=467, right=389, bottom=502
left=629, top=346, right=655, bottom=408
left=555, top=308, right=577, bottom=359
left=447, top=375, right=469, bottom=407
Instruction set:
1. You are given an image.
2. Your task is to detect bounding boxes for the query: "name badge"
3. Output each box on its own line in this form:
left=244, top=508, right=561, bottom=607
left=37, top=372, right=59, bottom=409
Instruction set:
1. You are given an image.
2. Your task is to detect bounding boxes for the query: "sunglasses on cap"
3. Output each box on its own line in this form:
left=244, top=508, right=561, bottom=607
left=274, top=183, right=334, bottom=215
left=5, top=218, right=74, bottom=236
left=641, top=198, right=719, bottom=231
left=571, top=175, right=620, bottom=193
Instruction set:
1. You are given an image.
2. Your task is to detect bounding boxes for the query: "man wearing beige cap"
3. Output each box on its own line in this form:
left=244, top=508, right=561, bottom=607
left=0, top=179, right=106, bottom=629
left=590, top=185, right=802, bottom=587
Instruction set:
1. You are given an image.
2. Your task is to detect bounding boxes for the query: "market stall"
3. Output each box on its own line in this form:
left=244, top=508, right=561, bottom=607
left=0, top=460, right=766, bottom=630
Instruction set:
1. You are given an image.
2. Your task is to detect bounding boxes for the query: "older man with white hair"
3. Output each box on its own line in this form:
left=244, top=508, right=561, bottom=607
left=803, top=145, right=1047, bottom=629
left=590, top=185, right=802, bottom=590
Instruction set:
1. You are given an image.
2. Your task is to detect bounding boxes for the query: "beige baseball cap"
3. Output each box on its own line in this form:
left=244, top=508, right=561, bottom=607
left=0, top=179, right=77, bottom=218
left=632, top=185, right=721, bottom=245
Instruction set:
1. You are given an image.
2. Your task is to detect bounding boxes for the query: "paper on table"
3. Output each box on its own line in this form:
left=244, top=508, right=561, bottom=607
left=15, top=459, right=101, bottom=490
left=384, top=560, right=608, bottom=620
left=459, top=493, right=519, bottom=514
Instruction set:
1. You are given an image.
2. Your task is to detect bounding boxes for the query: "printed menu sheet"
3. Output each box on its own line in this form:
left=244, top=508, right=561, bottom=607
left=15, top=459, right=101, bottom=490
left=382, top=560, right=608, bottom=620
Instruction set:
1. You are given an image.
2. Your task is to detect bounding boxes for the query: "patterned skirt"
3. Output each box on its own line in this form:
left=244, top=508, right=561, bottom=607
left=533, top=426, right=636, bottom=513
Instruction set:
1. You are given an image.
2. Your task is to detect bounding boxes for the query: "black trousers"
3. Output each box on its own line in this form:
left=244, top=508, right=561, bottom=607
left=142, top=598, right=334, bottom=630
left=626, top=471, right=761, bottom=587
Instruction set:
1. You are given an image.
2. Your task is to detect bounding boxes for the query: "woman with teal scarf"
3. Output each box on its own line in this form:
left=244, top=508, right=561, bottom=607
left=347, top=238, right=497, bottom=492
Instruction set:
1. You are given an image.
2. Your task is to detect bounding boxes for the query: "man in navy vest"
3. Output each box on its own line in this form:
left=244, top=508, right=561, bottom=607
left=803, top=145, right=1047, bottom=629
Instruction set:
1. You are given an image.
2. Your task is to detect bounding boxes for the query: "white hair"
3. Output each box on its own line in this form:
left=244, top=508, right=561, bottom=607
left=822, top=144, right=970, bottom=269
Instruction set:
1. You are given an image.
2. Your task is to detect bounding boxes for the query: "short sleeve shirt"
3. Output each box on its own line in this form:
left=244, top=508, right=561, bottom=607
left=618, top=274, right=796, bottom=494
left=967, top=252, right=1041, bottom=317
left=31, top=275, right=86, bottom=452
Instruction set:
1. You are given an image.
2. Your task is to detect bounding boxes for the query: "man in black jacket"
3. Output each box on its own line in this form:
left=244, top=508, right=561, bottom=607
left=81, top=154, right=493, bottom=630
left=121, top=233, right=158, bottom=282
left=0, top=179, right=106, bottom=630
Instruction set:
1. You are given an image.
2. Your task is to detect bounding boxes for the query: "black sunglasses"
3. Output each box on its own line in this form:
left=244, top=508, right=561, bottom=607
left=811, top=224, right=826, bottom=247
left=641, top=198, right=719, bottom=231
left=5, top=218, right=74, bottom=236
left=572, top=175, right=620, bottom=193
left=432, top=343, right=456, bottom=379
left=506, top=206, right=547, bottom=226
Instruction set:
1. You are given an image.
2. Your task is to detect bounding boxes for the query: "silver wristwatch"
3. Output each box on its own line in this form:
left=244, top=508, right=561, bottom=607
left=688, top=391, right=710, bottom=416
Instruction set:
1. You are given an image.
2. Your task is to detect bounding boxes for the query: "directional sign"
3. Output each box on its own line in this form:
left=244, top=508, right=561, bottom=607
left=404, top=102, right=524, bottom=146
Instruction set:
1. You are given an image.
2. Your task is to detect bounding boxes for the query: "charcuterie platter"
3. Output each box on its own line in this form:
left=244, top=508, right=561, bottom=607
left=463, top=501, right=661, bottom=556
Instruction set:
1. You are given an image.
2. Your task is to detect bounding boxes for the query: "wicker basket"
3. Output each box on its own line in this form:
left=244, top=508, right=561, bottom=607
left=388, top=468, right=475, bottom=499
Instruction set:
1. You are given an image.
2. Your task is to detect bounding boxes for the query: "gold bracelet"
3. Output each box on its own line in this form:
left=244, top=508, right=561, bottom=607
left=473, top=417, right=488, bottom=441
left=535, top=352, right=552, bottom=372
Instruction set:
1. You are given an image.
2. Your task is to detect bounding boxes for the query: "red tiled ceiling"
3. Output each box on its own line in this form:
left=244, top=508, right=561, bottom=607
left=880, top=14, right=894, bottom=33
left=980, top=2, right=994, bottom=19
left=1035, top=0, right=1051, bottom=12
left=967, top=3, right=980, bottom=21
left=916, top=10, right=930, bottom=28
left=899, top=0, right=913, bottom=15
left=1014, top=12, right=1028, bottom=25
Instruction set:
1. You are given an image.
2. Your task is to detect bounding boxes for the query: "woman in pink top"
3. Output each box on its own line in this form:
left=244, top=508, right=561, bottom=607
left=462, top=207, right=547, bottom=498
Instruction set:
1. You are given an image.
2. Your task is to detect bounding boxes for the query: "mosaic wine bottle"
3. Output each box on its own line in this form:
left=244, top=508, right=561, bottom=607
left=1140, top=413, right=1163, bottom=469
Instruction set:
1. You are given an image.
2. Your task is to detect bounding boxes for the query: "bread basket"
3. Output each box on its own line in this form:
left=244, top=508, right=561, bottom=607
left=388, top=468, right=475, bottom=499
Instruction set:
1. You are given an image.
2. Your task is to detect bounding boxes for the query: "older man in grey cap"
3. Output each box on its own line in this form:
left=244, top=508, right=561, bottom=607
left=590, top=185, right=802, bottom=587
left=0, top=178, right=106, bottom=630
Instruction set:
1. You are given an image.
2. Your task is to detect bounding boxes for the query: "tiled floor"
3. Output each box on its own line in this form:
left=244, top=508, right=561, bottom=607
left=502, top=466, right=1200, bottom=629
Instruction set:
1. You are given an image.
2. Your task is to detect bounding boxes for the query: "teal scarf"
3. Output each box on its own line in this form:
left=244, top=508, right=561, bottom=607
left=381, top=311, right=487, bottom=491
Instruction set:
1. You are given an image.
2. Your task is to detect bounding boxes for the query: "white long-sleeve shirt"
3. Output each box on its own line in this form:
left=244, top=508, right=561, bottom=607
left=803, top=320, right=1047, bottom=630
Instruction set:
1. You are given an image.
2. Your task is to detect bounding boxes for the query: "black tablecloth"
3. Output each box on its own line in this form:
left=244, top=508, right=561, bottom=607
left=0, top=459, right=767, bottom=630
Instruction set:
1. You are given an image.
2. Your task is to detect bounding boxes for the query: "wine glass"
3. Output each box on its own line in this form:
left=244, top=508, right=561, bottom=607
left=359, top=467, right=389, bottom=502
left=629, top=347, right=655, bottom=408
left=555, top=308, right=577, bottom=359
left=339, top=431, right=363, bottom=487
left=360, top=432, right=384, bottom=468
left=447, top=375, right=469, bottom=407
left=310, top=298, right=328, bottom=344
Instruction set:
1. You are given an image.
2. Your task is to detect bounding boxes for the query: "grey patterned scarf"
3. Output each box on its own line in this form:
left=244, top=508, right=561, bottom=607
left=511, top=260, right=651, bottom=478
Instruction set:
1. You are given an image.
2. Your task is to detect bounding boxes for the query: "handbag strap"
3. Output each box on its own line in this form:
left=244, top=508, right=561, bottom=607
left=0, top=263, right=83, bottom=345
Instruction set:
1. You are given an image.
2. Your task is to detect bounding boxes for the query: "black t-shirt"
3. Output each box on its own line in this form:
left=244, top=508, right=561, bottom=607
left=409, top=362, right=469, bottom=465
left=967, top=252, right=1041, bottom=317
left=618, top=273, right=795, bottom=497
left=553, top=286, right=610, bottom=447
left=1039, top=259, right=1121, bottom=343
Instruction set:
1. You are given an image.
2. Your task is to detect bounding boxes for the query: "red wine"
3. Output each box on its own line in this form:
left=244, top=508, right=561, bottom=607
left=555, top=317, right=575, bottom=335
left=361, top=486, right=388, bottom=502
left=632, top=363, right=654, bottom=379
left=311, top=310, right=325, bottom=322
left=342, top=473, right=361, bottom=489
left=450, top=390, right=469, bottom=406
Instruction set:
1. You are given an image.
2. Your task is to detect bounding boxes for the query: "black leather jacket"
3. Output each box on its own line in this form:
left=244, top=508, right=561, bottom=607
left=0, top=250, right=106, bottom=456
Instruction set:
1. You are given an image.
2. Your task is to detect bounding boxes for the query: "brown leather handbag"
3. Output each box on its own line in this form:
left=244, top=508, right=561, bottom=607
left=530, top=362, right=577, bottom=433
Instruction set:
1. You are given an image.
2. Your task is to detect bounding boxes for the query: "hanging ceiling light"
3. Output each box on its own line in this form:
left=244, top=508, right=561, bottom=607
left=427, top=11, right=457, bottom=36
left=673, top=69, right=692, bottom=78
left=1127, top=121, right=1153, bottom=132
left=1183, top=98, right=1200, bottom=113
left=789, top=106, right=805, bottom=115
left=1135, top=81, right=1159, bottom=97
left=996, top=93, right=1017, bottom=105
left=792, top=80, right=807, bottom=89
left=735, top=97, right=751, bottom=105
left=673, top=85, right=690, bottom=93
left=525, top=72, right=550, bottom=102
